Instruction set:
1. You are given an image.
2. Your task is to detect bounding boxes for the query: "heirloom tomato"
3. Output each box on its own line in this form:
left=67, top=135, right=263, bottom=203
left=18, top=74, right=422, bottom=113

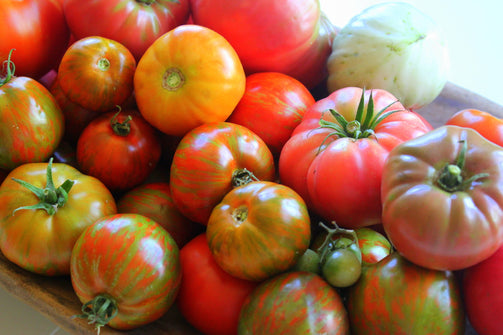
left=445, top=108, right=503, bottom=147
left=76, top=109, right=162, bottom=192
left=170, top=122, right=275, bottom=225
left=463, top=245, right=503, bottom=335
left=279, top=87, right=432, bottom=228
left=355, top=227, right=392, bottom=265
left=58, top=36, right=136, bottom=112
left=63, top=0, right=190, bottom=61
left=381, top=126, right=503, bottom=270
left=0, top=0, right=70, bottom=79
left=70, top=213, right=181, bottom=332
left=177, top=234, right=258, bottom=335
left=0, top=53, right=64, bottom=170
left=117, top=182, right=202, bottom=248
left=238, top=271, right=350, bottom=334
left=134, top=24, right=246, bottom=136
left=207, top=181, right=311, bottom=282
left=347, top=252, right=465, bottom=335
left=227, top=72, right=315, bottom=156
left=0, top=159, right=116, bottom=275
left=190, top=0, right=336, bottom=88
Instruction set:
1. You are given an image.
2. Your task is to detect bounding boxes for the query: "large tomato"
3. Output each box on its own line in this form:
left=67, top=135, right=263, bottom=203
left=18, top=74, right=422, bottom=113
left=0, top=0, right=70, bottom=79
left=279, top=87, right=432, bottom=228
left=346, top=252, right=465, bottom=334
left=70, top=213, right=181, bottom=332
left=445, top=108, right=503, bottom=147
left=76, top=109, right=162, bottom=192
left=463, top=245, right=503, bottom=335
left=0, top=159, right=117, bottom=275
left=226, top=72, right=315, bottom=157
left=63, top=0, right=190, bottom=61
left=170, top=122, right=275, bottom=225
left=134, top=24, right=246, bottom=136
left=177, top=234, right=258, bottom=335
left=57, top=36, right=136, bottom=112
left=238, top=271, right=350, bottom=334
left=0, top=54, right=64, bottom=170
left=381, top=126, right=503, bottom=270
left=206, top=181, right=311, bottom=282
left=190, top=0, right=336, bottom=88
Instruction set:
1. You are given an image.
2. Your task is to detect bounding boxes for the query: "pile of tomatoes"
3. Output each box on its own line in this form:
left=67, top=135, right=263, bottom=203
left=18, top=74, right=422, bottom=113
left=1, top=1, right=503, bottom=335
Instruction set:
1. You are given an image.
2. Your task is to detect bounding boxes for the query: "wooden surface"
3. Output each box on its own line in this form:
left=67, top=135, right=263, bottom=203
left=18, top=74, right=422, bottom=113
left=1, top=81, right=501, bottom=334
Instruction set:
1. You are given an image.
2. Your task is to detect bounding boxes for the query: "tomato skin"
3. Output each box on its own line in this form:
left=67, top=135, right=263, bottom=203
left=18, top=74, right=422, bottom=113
left=63, top=0, right=190, bottom=61
left=238, top=271, right=350, bottom=334
left=463, top=245, right=503, bottom=335
left=58, top=36, right=136, bottom=112
left=347, top=252, right=465, bottom=335
left=445, top=108, right=503, bottom=147
left=70, top=213, right=181, bottom=330
left=134, top=24, right=246, bottom=136
left=0, top=161, right=117, bottom=275
left=206, top=181, right=311, bottom=282
left=279, top=87, right=432, bottom=228
left=0, top=0, right=70, bottom=79
left=170, top=122, right=275, bottom=225
left=227, top=72, right=315, bottom=156
left=76, top=109, right=162, bottom=192
left=0, top=75, right=64, bottom=170
left=355, top=227, right=392, bottom=265
left=177, top=234, right=258, bottom=335
left=381, top=126, right=503, bottom=270
left=117, top=182, right=202, bottom=248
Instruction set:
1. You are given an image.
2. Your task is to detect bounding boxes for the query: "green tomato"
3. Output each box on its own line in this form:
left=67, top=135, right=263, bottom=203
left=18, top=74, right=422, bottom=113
left=322, top=248, right=362, bottom=288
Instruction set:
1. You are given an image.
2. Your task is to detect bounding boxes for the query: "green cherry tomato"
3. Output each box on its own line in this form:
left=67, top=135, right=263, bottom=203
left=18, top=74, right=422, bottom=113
left=322, top=248, right=362, bottom=288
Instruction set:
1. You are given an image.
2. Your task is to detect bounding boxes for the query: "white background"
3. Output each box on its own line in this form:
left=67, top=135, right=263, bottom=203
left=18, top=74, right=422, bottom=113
left=320, top=0, right=503, bottom=106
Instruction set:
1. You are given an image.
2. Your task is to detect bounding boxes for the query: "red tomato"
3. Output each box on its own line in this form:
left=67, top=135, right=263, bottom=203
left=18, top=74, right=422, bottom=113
left=445, top=108, right=503, bottom=147
left=279, top=87, right=432, bottom=228
left=58, top=36, right=136, bottom=112
left=463, top=245, right=503, bottom=335
left=190, top=0, right=335, bottom=88
left=177, top=234, right=258, bottom=335
left=227, top=72, right=315, bottom=156
left=63, top=0, right=190, bottom=61
left=0, top=0, right=70, bottom=79
left=76, top=109, right=162, bottom=192
left=117, top=182, right=202, bottom=248
left=170, top=122, right=275, bottom=225
left=70, top=213, right=181, bottom=331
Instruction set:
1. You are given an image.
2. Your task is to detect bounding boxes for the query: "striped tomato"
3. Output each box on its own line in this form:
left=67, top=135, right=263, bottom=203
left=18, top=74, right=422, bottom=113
left=238, top=272, right=350, bottom=334
left=70, top=213, right=181, bottom=332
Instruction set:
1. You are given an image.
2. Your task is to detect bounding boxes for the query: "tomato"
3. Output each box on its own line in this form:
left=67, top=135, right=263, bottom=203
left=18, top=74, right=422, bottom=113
left=463, top=245, right=503, bottom=335
left=0, top=159, right=117, bottom=275
left=177, top=234, right=258, bottom=335
left=322, top=248, right=361, bottom=288
left=279, top=87, right=432, bottom=228
left=206, top=181, right=311, bottom=282
left=0, top=0, right=70, bottom=79
left=445, top=108, right=503, bottom=147
left=382, top=125, right=503, bottom=271
left=117, top=182, right=202, bottom=248
left=70, top=213, right=181, bottom=332
left=0, top=53, right=64, bottom=170
left=238, top=271, right=350, bottom=334
left=226, top=72, right=315, bottom=157
left=190, top=0, right=336, bottom=89
left=170, top=122, right=275, bottom=225
left=63, top=0, right=190, bottom=61
left=347, top=252, right=465, bottom=334
left=76, top=109, right=162, bottom=192
left=134, top=24, right=246, bottom=136
left=58, top=36, right=136, bottom=112
left=355, top=227, right=392, bottom=265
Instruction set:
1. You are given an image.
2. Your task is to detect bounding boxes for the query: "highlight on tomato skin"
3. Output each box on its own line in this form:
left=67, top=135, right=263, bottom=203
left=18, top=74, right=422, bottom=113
left=445, top=108, right=503, bottom=147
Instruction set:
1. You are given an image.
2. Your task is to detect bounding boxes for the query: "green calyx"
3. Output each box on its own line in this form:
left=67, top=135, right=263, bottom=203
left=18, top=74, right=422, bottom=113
left=12, top=158, right=75, bottom=216
left=110, top=108, right=132, bottom=137
left=72, top=294, right=119, bottom=335
left=316, top=221, right=360, bottom=265
left=231, top=168, right=259, bottom=187
left=436, top=139, right=489, bottom=192
left=318, top=89, right=402, bottom=141
left=0, top=49, right=16, bottom=87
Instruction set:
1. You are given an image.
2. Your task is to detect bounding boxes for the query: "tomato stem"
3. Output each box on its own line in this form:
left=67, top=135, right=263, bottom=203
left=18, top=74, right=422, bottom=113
left=0, top=49, right=16, bottom=86
left=316, top=221, right=359, bottom=264
left=162, top=67, right=185, bottom=91
left=231, top=168, right=259, bottom=187
left=72, top=294, right=119, bottom=334
left=110, top=108, right=132, bottom=136
left=97, top=57, right=111, bottom=71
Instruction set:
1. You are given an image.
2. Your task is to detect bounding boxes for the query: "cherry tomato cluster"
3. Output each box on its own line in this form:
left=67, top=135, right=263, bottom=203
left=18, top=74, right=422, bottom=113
left=1, top=1, right=503, bottom=335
